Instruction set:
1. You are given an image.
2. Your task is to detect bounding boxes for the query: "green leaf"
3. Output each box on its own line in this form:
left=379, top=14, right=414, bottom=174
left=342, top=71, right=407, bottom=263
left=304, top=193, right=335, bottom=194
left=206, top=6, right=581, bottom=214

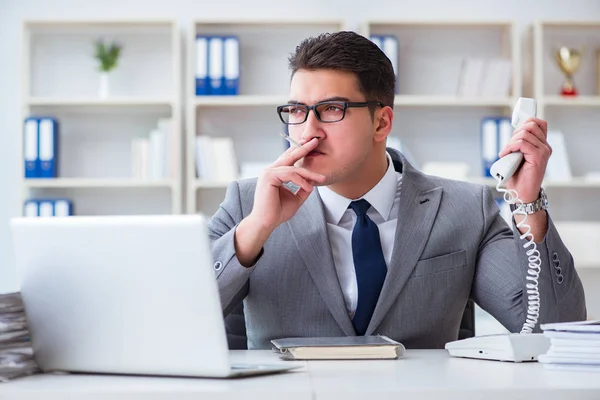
left=93, top=39, right=123, bottom=72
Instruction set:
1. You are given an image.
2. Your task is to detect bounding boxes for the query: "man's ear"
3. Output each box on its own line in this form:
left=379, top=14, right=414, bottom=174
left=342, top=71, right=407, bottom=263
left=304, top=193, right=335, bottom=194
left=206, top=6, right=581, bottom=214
left=373, top=106, right=393, bottom=143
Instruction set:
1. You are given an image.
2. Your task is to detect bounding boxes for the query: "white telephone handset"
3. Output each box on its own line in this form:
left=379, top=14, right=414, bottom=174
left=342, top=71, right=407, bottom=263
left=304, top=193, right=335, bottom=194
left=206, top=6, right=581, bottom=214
left=445, top=97, right=551, bottom=362
left=489, top=97, right=537, bottom=183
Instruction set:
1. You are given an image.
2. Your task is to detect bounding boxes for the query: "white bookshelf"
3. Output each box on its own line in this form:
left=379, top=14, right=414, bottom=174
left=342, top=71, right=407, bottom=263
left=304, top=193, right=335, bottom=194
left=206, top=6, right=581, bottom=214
left=393, top=95, right=514, bottom=107
left=27, top=97, right=173, bottom=107
left=363, top=21, right=520, bottom=99
left=23, top=178, right=174, bottom=189
left=530, top=21, right=600, bottom=298
left=532, top=20, right=600, bottom=218
left=186, top=20, right=346, bottom=215
left=194, top=95, right=287, bottom=107
left=20, top=19, right=182, bottom=216
left=360, top=21, right=521, bottom=196
left=543, top=95, right=600, bottom=107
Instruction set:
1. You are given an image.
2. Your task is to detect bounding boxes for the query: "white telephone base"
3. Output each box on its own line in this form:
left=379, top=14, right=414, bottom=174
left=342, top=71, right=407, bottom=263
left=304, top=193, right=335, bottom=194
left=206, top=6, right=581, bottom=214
left=445, top=333, right=550, bottom=362
left=446, top=97, right=548, bottom=363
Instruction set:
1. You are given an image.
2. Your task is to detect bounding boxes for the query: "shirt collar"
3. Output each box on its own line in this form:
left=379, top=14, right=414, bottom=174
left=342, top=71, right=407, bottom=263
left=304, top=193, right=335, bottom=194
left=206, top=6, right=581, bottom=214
left=318, top=152, right=398, bottom=224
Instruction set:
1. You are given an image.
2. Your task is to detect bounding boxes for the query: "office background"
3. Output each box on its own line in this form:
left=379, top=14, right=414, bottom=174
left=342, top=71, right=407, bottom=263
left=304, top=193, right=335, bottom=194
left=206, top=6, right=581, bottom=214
left=1, top=0, right=600, bottom=333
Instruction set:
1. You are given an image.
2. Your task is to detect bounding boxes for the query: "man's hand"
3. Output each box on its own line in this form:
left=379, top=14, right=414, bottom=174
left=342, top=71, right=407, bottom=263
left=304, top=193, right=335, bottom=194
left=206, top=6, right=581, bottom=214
left=234, top=137, right=326, bottom=267
left=251, top=137, right=326, bottom=230
left=498, top=117, right=552, bottom=240
left=498, top=117, right=551, bottom=203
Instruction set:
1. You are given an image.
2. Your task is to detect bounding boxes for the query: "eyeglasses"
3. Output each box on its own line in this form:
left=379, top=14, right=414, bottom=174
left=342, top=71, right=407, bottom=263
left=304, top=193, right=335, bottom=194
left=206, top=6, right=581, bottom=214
left=277, top=100, right=385, bottom=125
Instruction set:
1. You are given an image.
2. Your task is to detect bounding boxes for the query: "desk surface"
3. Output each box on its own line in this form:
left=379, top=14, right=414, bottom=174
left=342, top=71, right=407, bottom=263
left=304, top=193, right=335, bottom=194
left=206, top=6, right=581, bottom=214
left=2, top=350, right=600, bottom=400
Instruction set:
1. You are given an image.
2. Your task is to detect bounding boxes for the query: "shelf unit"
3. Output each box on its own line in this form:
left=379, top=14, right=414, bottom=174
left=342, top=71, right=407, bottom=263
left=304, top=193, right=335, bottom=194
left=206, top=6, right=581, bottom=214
left=360, top=21, right=521, bottom=198
left=531, top=21, right=600, bottom=224
left=533, top=20, right=600, bottom=117
left=529, top=21, right=600, bottom=310
left=392, top=95, right=514, bottom=107
left=363, top=20, right=520, bottom=100
left=186, top=20, right=346, bottom=215
left=23, top=178, right=175, bottom=189
left=26, top=97, right=173, bottom=107
left=20, top=19, right=182, bottom=215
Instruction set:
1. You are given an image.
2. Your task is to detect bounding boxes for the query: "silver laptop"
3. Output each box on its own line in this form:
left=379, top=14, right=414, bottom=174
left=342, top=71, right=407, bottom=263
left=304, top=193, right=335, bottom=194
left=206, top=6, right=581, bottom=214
left=10, top=214, right=299, bottom=378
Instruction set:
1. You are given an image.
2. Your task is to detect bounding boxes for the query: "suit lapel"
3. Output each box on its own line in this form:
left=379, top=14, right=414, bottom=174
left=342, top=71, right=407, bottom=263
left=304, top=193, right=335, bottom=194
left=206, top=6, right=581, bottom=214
left=287, top=191, right=356, bottom=336
left=366, top=163, right=443, bottom=334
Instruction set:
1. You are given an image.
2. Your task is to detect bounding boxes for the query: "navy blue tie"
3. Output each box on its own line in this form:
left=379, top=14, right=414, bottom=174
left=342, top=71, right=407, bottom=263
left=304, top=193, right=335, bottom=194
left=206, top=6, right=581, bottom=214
left=349, top=199, right=387, bottom=335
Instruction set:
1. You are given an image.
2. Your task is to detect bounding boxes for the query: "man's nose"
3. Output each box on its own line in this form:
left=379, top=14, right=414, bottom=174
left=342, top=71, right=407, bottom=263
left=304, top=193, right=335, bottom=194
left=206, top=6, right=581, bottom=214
left=300, top=109, right=324, bottom=142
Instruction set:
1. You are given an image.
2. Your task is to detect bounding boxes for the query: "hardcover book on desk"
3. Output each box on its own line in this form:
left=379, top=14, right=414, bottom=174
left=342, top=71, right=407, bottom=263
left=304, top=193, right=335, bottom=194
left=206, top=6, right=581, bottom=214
left=271, top=335, right=405, bottom=360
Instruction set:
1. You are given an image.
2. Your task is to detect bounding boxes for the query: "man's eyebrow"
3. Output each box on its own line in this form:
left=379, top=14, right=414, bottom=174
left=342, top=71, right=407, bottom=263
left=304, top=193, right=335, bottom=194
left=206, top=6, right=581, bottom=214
left=287, top=96, right=351, bottom=104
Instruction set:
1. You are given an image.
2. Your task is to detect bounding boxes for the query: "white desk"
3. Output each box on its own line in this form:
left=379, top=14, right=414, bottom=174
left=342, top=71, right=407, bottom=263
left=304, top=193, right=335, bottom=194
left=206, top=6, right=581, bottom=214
left=2, top=350, right=600, bottom=400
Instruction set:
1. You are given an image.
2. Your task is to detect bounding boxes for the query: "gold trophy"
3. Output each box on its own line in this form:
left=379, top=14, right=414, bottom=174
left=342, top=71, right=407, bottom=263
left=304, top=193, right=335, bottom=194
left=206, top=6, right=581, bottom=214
left=554, top=47, right=582, bottom=96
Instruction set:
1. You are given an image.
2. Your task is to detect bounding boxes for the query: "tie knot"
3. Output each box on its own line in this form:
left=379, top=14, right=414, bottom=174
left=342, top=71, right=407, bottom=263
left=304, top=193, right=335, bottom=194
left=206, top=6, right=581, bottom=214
left=349, top=199, right=371, bottom=216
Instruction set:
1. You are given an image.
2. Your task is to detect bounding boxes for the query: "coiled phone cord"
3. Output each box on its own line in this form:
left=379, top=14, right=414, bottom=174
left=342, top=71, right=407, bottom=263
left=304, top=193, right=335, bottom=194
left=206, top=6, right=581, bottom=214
left=496, top=181, right=542, bottom=334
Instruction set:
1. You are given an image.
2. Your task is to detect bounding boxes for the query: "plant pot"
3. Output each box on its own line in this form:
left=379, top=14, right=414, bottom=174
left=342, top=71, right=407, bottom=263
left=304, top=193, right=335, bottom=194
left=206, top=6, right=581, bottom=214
left=99, top=72, right=110, bottom=98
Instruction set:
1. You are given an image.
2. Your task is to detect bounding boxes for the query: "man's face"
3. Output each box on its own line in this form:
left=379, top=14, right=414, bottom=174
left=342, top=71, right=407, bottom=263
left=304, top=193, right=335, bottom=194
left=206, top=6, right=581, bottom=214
left=287, top=69, right=378, bottom=186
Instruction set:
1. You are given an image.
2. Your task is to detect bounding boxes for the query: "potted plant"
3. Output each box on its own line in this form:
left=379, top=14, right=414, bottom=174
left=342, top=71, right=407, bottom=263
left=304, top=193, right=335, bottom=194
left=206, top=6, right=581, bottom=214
left=94, top=39, right=122, bottom=98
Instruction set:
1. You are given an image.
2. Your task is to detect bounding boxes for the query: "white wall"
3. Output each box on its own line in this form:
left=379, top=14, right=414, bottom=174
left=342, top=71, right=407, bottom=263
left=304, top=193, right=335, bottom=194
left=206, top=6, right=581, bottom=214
left=1, top=0, right=599, bottom=293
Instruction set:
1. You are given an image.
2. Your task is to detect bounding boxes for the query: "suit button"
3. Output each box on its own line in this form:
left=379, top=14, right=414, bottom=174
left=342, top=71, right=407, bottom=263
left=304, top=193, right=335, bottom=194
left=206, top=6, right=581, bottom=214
left=552, top=252, right=559, bottom=262
left=557, top=274, right=564, bottom=284
left=555, top=267, right=562, bottom=276
left=214, top=261, right=223, bottom=271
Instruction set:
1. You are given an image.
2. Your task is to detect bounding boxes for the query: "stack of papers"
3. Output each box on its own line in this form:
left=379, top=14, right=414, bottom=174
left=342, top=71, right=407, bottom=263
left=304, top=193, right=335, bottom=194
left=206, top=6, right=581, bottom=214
left=0, top=292, right=40, bottom=382
left=538, top=320, right=600, bottom=372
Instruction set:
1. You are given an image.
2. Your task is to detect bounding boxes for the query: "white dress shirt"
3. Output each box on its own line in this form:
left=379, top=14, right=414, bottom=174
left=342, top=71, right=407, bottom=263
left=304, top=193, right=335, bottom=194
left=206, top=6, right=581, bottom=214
left=317, top=152, right=402, bottom=317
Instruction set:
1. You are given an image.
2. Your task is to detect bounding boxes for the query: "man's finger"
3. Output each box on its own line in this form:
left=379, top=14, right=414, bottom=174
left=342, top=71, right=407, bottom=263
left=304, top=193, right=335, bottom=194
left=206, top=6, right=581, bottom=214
left=293, top=167, right=327, bottom=184
left=273, top=138, right=319, bottom=167
left=273, top=171, right=313, bottom=193
left=518, top=120, right=546, bottom=144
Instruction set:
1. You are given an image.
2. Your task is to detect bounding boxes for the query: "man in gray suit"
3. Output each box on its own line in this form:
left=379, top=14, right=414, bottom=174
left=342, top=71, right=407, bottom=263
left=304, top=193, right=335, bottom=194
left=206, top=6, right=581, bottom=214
left=209, top=31, right=586, bottom=349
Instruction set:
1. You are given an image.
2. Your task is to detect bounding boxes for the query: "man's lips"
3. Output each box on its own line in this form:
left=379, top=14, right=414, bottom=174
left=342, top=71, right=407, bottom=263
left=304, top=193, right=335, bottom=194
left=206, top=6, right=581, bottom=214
left=306, top=149, right=324, bottom=157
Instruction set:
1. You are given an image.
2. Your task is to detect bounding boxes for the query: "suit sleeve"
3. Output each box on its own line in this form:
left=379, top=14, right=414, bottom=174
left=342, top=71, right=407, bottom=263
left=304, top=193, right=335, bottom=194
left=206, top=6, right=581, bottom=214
left=472, top=186, right=586, bottom=333
left=207, top=181, right=262, bottom=316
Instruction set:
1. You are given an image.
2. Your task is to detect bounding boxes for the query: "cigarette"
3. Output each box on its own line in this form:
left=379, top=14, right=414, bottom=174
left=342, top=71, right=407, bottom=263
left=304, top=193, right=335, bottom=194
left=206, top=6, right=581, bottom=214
left=280, top=131, right=300, bottom=147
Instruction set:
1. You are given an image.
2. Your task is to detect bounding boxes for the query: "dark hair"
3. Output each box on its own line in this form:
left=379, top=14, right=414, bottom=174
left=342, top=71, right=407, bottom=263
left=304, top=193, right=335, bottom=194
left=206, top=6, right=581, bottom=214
left=288, top=31, right=395, bottom=109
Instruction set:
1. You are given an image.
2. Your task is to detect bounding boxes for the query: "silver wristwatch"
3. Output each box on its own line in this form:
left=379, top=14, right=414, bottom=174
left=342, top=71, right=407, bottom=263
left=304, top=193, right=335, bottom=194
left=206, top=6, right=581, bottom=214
left=510, top=187, right=549, bottom=214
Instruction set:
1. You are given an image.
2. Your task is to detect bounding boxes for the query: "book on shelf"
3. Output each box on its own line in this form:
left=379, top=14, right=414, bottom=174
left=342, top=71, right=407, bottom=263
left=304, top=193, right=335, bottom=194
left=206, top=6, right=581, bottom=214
left=370, top=35, right=398, bottom=94
left=545, top=131, right=572, bottom=181
left=131, top=118, right=175, bottom=180
left=195, top=135, right=238, bottom=182
left=271, top=335, right=405, bottom=360
left=480, top=116, right=511, bottom=177
left=457, top=58, right=511, bottom=97
left=196, top=35, right=240, bottom=96
left=24, top=199, right=73, bottom=218
left=23, top=117, right=59, bottom=179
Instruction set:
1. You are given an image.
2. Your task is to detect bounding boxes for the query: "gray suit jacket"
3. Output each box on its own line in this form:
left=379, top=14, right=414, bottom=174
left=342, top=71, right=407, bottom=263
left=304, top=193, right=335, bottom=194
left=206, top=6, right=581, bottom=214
left=208, top=148, right=586, bottom=349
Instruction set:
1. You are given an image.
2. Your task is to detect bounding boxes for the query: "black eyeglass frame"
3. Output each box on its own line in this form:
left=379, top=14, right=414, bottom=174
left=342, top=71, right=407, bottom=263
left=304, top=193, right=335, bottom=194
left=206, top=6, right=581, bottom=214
left=276, top=100, right=386, bottom=125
